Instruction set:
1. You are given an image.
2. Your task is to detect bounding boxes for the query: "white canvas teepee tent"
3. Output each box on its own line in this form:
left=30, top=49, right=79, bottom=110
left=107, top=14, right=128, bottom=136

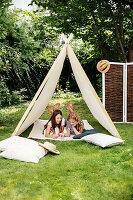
left=12, top=34, right=121, bottom=139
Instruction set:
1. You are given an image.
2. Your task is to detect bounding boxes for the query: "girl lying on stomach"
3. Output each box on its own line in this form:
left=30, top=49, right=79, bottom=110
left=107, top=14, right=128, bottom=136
left=43, top=109, right=66, bottom=139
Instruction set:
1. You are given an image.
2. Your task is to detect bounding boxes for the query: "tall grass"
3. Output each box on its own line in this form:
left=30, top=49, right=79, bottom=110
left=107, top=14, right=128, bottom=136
left=0, top=98, right=133, bottom=200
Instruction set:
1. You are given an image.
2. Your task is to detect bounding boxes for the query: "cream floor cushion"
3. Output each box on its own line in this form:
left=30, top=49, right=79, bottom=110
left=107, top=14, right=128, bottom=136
left=82, top=133, right=124, bottom=148
left=0, top=136, right=48, bottom=163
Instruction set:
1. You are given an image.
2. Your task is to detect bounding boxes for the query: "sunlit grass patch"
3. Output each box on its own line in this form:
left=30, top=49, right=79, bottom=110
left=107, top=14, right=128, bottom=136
left=0, top=97, right=133, bottom=200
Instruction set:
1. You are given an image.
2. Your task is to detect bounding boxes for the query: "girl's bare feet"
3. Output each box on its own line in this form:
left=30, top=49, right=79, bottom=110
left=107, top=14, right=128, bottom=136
left=65, top=102, right=73, bottom=112
left=65, top=106, right=73, bottom=113
left=68, top=102, right=73, bottom=109
left=53, top=103, right=60, bottom=111
left=46, top=105, right=53, bottom=114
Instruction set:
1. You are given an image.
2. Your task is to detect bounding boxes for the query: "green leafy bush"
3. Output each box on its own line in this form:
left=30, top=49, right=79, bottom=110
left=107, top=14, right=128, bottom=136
left=52, top=89, right=82, bottom=99
left=0, top=79, right=11, bottom=106
left=10, top=88, right=27, bottom=105
left=0, top=79, right=27, bottom=107
left=0, top=109, right=8, bottom=123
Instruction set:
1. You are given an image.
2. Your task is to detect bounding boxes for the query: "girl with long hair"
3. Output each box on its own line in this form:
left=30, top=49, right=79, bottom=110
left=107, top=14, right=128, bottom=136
left=43, top=109, right=66, bottom=138
left=65, top=102, right=84, bottom=136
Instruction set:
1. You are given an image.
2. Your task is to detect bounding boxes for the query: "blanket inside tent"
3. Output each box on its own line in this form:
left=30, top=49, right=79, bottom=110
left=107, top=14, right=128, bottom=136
left=28, top=119, right=94, bottom=141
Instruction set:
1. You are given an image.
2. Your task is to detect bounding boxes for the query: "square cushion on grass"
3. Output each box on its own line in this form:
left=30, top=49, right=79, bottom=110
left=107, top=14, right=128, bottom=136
left=0, top=136, right=18, bottom=152
left=73, top=129, right=100, bottom=139
left=82, top=133, right=124, bottom=148
left=0, top=136, right=48, bottom=163
left=0, top=136, right=39, bottom=151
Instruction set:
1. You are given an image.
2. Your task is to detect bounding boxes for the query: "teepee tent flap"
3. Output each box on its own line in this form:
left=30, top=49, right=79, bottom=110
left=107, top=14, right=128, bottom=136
left=67, top=44, right=121, bottom=138
left=12, top=44, right=67, bottom=136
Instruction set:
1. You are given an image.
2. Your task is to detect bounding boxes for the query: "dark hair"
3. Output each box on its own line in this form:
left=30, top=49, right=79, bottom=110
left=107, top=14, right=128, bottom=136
left=44, top=110, right=63, bottom=133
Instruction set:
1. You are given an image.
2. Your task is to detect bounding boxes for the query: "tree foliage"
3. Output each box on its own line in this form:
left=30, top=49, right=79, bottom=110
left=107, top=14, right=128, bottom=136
left=31, top=0, right=133, bottom=62
left=1, top=0, right=132, bottom=106
left=0, top=5, right=60, bottom=105
left=0, top=5, right=98, bottom=106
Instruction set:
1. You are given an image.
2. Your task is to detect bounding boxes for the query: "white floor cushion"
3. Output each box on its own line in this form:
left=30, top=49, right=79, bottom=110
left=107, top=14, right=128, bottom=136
left=0, top=136, right=18, bottom=151
left=82, top=133, right=124, bottom=148
left=0, top=136, right=39, bottom=151
left=0, top=136, right=48, bottom=163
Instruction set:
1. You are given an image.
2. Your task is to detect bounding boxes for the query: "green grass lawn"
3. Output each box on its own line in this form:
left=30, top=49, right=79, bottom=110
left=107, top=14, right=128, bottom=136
left=0, top=97, right=133, bottom=200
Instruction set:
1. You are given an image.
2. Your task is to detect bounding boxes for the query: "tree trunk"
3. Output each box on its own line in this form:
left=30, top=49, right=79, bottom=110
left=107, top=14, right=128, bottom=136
left=129, top=39, right=133, bottom=62
left=104, top=2, right=127, bottom=62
